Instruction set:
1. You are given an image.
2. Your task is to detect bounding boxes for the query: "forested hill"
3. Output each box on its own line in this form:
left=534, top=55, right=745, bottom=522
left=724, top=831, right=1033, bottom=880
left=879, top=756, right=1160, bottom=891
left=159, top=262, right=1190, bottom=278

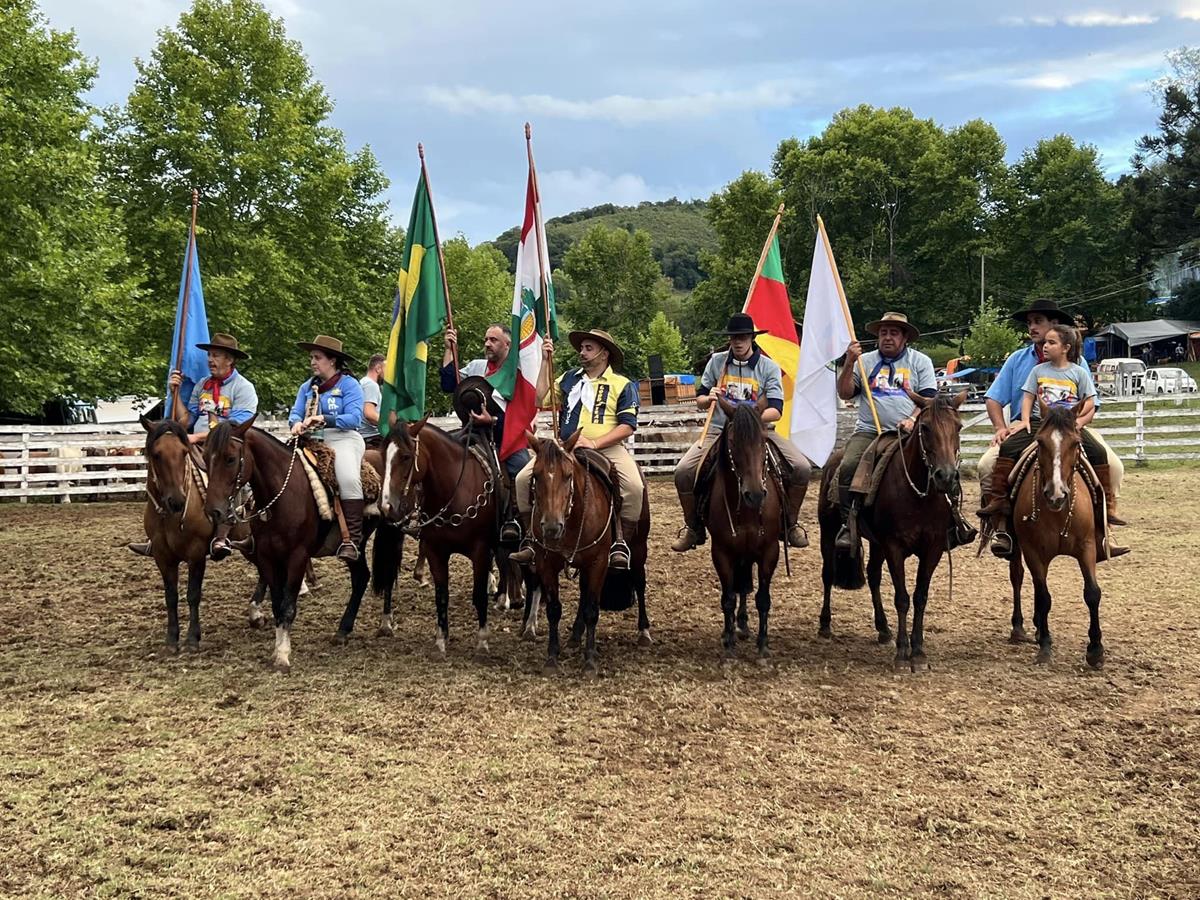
left=490, top=198, right=715, bottom=289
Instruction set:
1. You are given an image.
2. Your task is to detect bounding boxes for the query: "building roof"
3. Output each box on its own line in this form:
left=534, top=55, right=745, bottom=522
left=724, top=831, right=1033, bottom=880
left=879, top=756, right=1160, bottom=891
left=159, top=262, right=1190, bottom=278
left=1092, top=319, right=1200, bottom=347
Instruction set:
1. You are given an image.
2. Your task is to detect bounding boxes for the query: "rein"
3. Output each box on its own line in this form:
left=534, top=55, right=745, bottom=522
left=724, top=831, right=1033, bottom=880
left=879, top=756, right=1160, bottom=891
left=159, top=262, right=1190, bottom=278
left=720, top=429, right=768, bottom=539
left=398, top=428, right=496, bottom=532
left=1022, top=436, right=1079, bottom=539
left=529, top=458, right=614, bottom=567
left=145, top=438, right=207, bottom=531
left=222, top=433, right=300, bottom=523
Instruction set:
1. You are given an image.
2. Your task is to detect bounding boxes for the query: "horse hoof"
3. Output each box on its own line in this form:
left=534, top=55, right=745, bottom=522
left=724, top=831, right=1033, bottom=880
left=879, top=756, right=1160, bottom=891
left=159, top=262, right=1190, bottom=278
left=877, top=629, right=894, bottom=645
left=736, top=627, right=750, bottom=641
left=637, top=630, right=653, bottom=648
left=435, top=634, right=447, bottom=656
left=755, top=655, right=771, bottom=668
left=721, top=654, right=736, bottom=669
left=818, top=626, right=833, bottom=640
left=185, top=640, right=200, bottom=653
left=273, top=658, right=291, bottom=674
left=543, top=659, right=560, bottom=676
left=566, top=636, right=581, bottom=650
left=477, top=640, right=490, bottom=654
left=1086, top=648, right=1105, bottom=670
left=521, top=627, right=537, bottom=642
left=582, top=664, right=599, bottom=680
left=1035, top=648, right=1052, bottom=666
left=1009, top=626, right=1029, bottom=644
left=376, top=626, right=394, bottom=638
left=248, top=616, right=266, bottom=630
left=166, top=641, right=180, bottom=655
left=910, top=655, right=930, bottom=674
left=331, top=631, right=349, bottom=647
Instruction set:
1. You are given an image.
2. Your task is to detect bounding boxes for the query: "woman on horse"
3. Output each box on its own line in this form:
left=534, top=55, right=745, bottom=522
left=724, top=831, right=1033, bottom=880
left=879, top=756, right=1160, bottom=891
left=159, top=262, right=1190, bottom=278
left=289, top=335, right=366, bottom=562
left=979, top=323, right=1125, bottom=558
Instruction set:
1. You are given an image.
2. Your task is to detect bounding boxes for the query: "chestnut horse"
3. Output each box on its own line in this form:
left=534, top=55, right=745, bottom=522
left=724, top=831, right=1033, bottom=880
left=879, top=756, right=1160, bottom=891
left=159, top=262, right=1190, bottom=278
left=139, top=417, right=264, bottom=650
left=1010, top=401, right=1107, bottom=668
left=522, top=430, right=651, bottom=676
left=203, top=418, right=394, bottom=671
left=818, top=391, right=967, bottom=672
left=705, top=397, right=782, bottom=664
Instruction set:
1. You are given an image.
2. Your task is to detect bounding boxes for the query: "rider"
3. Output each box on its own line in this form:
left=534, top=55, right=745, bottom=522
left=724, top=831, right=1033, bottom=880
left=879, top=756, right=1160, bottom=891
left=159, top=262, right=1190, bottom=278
left=978, top=298, right=1126, bottom=526
left=441, top=322, right=526, bottom=543
left=979, top=323, right=1127, bottom=558
left=834, top=311, right=938, bottom=552
left=289, top=335, right=366, bottom=563
left=671, top=312, right=813, bottom=552
left=128, top=332, right=257, bottom=557
left=509, top=329, right=643, bottom=570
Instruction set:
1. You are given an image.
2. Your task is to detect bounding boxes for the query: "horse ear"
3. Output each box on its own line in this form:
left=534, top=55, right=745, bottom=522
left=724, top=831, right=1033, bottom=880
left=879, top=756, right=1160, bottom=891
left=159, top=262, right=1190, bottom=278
left=952, top=390, right=968, bottom=409
left=388, top=409, right=399, bottom=432
left=139, top=414, right=155, bottom=433
left=525, top=430, right=542, bottom=454
left=233, top=414, right=256, bottom=436
left=1038, top=398, right=1050, bottom=421
left=905, top=388, right=930, bottom=410
left=564, top=429, right=583, bottom=452
left=408, top=416, right=427, bottom=436
left=717, top=395, right=736, bottom=419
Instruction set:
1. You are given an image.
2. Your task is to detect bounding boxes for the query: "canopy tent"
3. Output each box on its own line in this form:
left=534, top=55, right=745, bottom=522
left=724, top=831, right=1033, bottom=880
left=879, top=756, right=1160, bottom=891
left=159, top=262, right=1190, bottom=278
left=1093, top=319, right=1200, bottom=360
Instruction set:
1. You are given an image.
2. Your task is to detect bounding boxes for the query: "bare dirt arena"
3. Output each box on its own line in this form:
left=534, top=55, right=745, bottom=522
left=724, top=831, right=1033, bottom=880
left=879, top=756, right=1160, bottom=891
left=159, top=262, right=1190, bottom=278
left=2, top=471, right=1198, bottom=897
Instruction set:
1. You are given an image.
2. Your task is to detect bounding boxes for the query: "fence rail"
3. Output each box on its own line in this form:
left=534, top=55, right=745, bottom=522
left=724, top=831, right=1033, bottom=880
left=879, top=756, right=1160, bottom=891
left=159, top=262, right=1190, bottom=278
left=2, top=393, right=1196, bottom=503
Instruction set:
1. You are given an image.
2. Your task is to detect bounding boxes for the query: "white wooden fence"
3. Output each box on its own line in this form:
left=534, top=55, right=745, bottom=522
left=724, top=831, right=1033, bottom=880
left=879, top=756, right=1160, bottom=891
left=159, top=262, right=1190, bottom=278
left=2, top=393, right=1196, bottom=503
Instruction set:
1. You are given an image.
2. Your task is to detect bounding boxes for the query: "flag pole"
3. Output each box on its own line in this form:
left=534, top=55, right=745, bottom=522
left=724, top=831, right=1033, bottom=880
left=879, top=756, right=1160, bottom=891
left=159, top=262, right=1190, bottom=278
left=171, top=188, right=199, bottom=422
left=817, top=215, right=882, bottom=435
left=418, top=143, right=459, bottom=382
left=525, top=122, right=556, bottom=420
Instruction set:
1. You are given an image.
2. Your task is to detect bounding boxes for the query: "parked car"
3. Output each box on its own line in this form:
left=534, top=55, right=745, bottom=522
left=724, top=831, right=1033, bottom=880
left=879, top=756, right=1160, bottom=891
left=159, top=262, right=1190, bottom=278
left=1095, top=358, right=1146, bottom=397
left=1141, top=367, right=1198, bottom=394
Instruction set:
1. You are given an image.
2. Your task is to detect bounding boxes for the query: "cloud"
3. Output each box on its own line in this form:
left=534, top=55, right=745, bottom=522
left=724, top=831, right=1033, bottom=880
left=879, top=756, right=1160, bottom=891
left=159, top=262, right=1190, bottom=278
left=958, top=48, right=1165, bottom=90
left=422, top=81, right=809, bottom=125
left=1003, top=12, right=1158, bottom=26
left=536, top=169, right=672, bottom=215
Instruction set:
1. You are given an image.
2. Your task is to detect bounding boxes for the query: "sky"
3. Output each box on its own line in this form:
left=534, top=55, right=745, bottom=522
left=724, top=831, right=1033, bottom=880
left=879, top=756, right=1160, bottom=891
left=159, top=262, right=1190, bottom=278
left=37, top=0, right=1200, bottom=243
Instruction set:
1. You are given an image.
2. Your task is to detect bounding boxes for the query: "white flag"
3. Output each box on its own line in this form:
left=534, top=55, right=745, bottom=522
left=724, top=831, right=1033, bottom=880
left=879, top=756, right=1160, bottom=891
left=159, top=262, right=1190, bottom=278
left=789, top=224, right=853, bottom=466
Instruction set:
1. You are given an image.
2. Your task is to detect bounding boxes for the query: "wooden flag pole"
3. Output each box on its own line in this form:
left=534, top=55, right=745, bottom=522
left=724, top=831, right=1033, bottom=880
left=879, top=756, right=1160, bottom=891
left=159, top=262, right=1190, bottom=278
left=525, top=122, right=557, bottom=420
left=817, top=215, right=882, bottom=436
left=171, top=188, right=200, bottom=422
left=418, top=143, right=459, bottom=382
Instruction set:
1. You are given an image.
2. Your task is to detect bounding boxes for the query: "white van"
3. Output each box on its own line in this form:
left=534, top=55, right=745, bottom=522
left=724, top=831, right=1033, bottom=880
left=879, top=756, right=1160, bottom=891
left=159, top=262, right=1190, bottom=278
left=1095, top=358, right=1146, bottom=397
left=1141, top=367, right=1198, bottom=394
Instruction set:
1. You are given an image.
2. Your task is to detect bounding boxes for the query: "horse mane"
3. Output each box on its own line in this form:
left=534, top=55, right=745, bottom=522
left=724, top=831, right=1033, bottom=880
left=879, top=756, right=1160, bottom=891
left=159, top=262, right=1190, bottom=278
left=725, top=403, right=763, bottom=445
left=1040, top=403, right=1077, bottom=433
left=145, top=418, right=189, bottom=453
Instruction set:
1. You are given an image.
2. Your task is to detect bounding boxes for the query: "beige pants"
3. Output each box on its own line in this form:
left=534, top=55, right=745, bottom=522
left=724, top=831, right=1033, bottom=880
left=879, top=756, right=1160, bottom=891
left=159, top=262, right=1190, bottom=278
left=673, top=426, right=812, bottom=494
left=516, top=442, right=644, bottom=522
left=977, top=429, right=1123, bottom=497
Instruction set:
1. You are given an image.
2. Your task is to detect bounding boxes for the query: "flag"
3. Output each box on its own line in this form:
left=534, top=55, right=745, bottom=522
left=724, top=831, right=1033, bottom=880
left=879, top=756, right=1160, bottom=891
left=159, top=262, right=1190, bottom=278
left=742, top=233, right=802, bottom=442
left=790, top=221, right=853, bottom=466
left=488, top=167, right=557, bottom=460
left=380, top=172, right=448, bottom=429
left=165, top=228, right=210, bottom=408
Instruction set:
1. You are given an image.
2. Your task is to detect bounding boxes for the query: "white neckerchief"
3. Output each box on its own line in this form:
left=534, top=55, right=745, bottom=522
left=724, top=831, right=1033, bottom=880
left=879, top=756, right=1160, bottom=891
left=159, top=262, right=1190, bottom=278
left=566, top=369, right=599, bottom=419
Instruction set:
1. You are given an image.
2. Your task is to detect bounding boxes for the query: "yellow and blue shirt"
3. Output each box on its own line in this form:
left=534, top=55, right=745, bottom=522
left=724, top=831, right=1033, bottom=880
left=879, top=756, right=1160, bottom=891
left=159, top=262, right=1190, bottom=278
left=553, top=367, right=638, bottom=441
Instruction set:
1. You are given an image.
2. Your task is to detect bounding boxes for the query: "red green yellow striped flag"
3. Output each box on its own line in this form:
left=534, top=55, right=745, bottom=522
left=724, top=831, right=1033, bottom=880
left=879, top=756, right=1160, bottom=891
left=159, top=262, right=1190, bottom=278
left=743, top=235, right=801, bottom=439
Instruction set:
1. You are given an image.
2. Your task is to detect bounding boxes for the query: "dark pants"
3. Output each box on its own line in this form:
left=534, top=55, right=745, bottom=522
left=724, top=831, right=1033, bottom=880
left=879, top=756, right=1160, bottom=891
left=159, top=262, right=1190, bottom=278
left=363, top=435, right=382, bottom=451
left=999, top=422, right=1106, bottom=468
left=837, top=432, right=878, bottom=489
left=504, top=448, right=530, bottom=480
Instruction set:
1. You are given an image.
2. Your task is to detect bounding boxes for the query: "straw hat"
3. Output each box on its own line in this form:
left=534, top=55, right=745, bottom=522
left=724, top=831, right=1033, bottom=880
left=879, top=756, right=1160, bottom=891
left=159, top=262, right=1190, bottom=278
left=296, top=334, right=358, bottom=364
left=865, top=311, right=920, bottom=342
left=568, top=329, right=624, bottom=370
left=195, top=333, right=249, bottom=360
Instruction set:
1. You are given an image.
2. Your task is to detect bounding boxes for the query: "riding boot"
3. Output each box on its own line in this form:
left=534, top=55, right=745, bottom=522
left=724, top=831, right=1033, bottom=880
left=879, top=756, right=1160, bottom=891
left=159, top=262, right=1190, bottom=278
left=1093, top=463, right=1127, bottom=526
left=209, top=521, right=235, bottom=561
left=509, top=513, right=535, bottom=566
left=127, top=540, right=153, bottom=557
left=609, top=517, right=636, bottom=570
left=784, top=478, right=809, bottom=548
left=978, top=456, right=1016, bottom=559
left=833, top=486, right=859, bottom=553
left=947, top=503, right=979, bottom=550
left=607, top=466, right=631, bottom=570
left=671, top=492, right=703, bottom=552
left=337, top=499, right=364, bottom=562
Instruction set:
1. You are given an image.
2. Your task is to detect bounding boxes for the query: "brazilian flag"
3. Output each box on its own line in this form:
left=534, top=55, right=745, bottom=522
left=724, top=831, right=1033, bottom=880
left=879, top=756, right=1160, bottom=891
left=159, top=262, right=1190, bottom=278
left=379, top=173, right=448, bottom=430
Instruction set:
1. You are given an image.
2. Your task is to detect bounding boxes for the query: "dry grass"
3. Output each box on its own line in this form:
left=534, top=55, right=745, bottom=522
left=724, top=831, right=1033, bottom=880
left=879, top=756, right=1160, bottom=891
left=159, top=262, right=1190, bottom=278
left=1, top=473, right=1198, bottom=898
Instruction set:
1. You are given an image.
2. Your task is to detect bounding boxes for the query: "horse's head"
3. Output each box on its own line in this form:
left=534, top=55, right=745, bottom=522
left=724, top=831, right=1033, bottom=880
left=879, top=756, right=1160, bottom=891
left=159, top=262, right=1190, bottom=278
left=1035, top=400, right=1084, bottom=512
left=526, top=429, right=582, bottom=545
left=718, top=394, right=768, bottom=509
left=141, top=415, right=191, bottom=514
left=203, top=416, right=257, bottom=525
left=380, top=411, right=427, bottom=523
left=906, top=389, right=967, bottom=497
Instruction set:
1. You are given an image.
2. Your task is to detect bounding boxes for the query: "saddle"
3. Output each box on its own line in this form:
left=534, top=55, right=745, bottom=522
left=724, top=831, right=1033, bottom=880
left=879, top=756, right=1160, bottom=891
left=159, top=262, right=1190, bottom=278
left=297, top=440, right=381, bottom=522
left=1007, top=445, right=1108, bottom=544
left=695, top=431, right=789, bottom=525
left=824, top=432, right=902, bottom=508
left=574, top=447, right=617, bottom=496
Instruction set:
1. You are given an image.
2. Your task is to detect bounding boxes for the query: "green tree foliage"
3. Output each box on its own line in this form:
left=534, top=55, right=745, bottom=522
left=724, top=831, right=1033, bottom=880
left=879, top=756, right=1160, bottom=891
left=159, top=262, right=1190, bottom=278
left=962, top=299, right=1024, bottom=367
left=0, top=0, right=142, bottom=413
left=101, top=0, right=402, bottom=408
left=643, top=311, right=689, bottom=373
left=560, top=225, right=672, bottom=377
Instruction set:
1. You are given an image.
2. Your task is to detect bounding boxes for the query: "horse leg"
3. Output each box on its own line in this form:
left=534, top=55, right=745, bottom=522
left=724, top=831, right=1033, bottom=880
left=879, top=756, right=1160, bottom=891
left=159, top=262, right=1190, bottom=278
left=428, top=550, right=451, bottom=655
left=635, top=562, right=652, bottom=647
left=521, top=575, right=542, bottom=641
left=819, top=546, right=834, bottom=639
left=1009, top=551, right=1028, bottom=643
left=271, top=554, right=305, bottom=673
left=567, top=603, right=585, bottom=650
left=1028, top=557, right=1053, bottom=665
left=472, top=550, right=492, bottom=652
left=736, top=594, right=750, bottom=641
left=883, top=546, right=911, bottom=670
left=333, top=550, right=371, bottom=645
left=908, top=550, right=940, bottom=673
left=868, top=545, right=891, bottom=644
left=755, top=546, right=779, bottom=665
left=581, top=565, right=602, bottom=678
left=184, top=557, right=206, bottom=651
left=1079, top=556, right=1104, bottom=669
left=248, top=575, right=268, bottom=629
left=158, top=557, right=181, bottom=652
left=544, top=573, right=562, bottom=674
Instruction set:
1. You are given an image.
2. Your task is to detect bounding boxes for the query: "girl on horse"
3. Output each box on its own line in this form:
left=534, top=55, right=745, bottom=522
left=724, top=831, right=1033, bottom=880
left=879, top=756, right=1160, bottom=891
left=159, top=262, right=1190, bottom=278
left=289, top=335, right=366, bottom=562
left=979, top=324, right=1126, bottom=559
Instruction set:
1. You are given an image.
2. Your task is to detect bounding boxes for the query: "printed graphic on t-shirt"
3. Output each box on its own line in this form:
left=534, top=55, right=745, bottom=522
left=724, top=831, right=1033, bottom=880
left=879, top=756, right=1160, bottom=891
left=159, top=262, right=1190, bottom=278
left=1035, top=375, right=1078, bottom=408
left=590, top=384, right=611, bottom=423
left=723, top=374, right=760, bottom=403
left=869, top=366, right=913, bottom=397
left=198, top=389, right=232, bottom=419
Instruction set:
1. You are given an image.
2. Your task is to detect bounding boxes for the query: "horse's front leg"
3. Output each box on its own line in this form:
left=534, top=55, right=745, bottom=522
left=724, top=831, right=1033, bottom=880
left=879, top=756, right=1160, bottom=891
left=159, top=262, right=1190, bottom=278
left=755, top=542, right=780, bottom=665
left=1027, top=556, right=1053, bottom=665
left=157, top=556, right=181, bottom=652
left=735, top=594, right=750, bottom=641
left=1009, top=550, right=1028, bottom=643
left=184, top=557, right=206, bottom=651
left=542, top=566, right=563, bottom=674
left=471, top=548, right=492, bottom=652
left=883, top=545, right=911, bottom=670
left=867, top=544, right=891, bottom=644
left=271, top=552, right=306, bottom=673
left=427, top=549, right=452, bottom=656
left=909, top=548, right=942, bottom=673
left=248, top=575, right=268, bottom=629
left=1079, top=556, right=1104, bottom=669
left=521, top=566, right=542, bottom=641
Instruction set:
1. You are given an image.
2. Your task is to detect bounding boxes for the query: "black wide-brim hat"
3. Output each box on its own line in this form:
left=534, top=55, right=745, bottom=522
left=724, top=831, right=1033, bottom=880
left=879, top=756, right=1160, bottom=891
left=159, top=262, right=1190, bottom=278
left=716, top=312, right=767, bottom=337
left=296, top=334, right=358, bottom=364
left=1011, top=298, right=1072, bottom=325
left=453, top=375, right=503, bottom=425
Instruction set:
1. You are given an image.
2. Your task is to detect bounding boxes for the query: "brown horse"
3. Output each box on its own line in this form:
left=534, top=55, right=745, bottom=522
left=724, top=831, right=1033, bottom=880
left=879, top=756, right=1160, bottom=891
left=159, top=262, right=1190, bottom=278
left=818, top=391, right=967, bottom=672
left=203, top=417, right=393, bottom=671
left=522, top=430, right=651, bottom=676
left=139, top=417, right=267, bottom=650
left=705, top=397, right=782, bottom=664
left=1010, top=401, right=1106, bottom=668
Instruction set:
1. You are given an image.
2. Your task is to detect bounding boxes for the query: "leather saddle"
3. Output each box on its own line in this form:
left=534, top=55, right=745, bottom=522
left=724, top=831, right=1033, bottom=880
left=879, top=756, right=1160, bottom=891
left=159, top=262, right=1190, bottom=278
left=824, top=432, right=902, bottom=508
left=299, top=439, right=381, bottom=507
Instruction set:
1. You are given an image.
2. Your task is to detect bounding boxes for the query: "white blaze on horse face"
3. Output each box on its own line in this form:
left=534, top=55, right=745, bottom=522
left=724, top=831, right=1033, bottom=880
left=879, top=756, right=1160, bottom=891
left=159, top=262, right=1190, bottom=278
left=381, top=441, right=398, bottom=515
left=1049, top=430, right=1067, bottom=502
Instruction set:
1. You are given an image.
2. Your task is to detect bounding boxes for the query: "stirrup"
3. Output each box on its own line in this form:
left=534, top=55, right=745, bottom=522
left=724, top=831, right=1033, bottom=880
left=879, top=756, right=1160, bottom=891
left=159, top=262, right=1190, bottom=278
left=509, top=544, right=535, bottom=566
left=499, top=519, right=522, bottom=544
left=336, top=541, right=360, bottom=562
left=608, top=540, right=631, bottom=570
left=989, top=530, right=1014, bottom=559
left=209, top=537, right=232, bottom=561
left=786, top=523, right=809, bottom=548
left=671, top=526, right=701, bottom=553
left=834, top=525, right=855, bottom=551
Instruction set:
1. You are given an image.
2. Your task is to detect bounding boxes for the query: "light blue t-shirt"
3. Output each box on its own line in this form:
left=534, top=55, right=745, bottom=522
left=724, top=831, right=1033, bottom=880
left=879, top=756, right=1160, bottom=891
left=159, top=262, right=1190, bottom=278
left=358, top=375, right=381, bottom=438
left=1021, top=361, right=1096, bottom=423
left=851, top=347, right=936, bottom=433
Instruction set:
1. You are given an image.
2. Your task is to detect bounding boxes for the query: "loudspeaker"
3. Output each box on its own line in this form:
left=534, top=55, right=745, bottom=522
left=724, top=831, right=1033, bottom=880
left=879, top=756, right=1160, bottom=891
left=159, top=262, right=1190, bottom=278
left=648, top=354, right=666, bottom=406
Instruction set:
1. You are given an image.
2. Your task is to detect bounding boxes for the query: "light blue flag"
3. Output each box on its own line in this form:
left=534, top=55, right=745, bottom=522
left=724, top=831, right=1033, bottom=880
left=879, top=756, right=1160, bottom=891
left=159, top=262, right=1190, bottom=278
left=165, top=230, right=210, bottom=408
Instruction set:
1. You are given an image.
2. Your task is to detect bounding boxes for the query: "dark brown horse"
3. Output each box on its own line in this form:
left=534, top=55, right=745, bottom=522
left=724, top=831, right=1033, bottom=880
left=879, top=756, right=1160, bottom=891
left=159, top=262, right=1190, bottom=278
left=522, top=430, right=651, bottom=676
left=705, top=398, right=782, bottom=664
left=203, top=418, right=393, bottom=671
left=1010, top=401, right=1106, bottom=668
left=818, top=391, right=967, bottom=672
left=139, top=417, right=264, bottom=650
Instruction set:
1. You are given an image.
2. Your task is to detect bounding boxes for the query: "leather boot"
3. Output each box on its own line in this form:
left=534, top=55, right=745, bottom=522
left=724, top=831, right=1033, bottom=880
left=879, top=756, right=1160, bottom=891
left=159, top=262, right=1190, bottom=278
left=834, top=485, right=859, bottom=552
left=609, top=517, right=636, bottom=570
left=127, top=540, right=153, bottom=557
left=978, top=456, right=1016, bottom=558
left=947, top=502, right=979, bottom=550
left=1093, top=463, right=1127, bottom=526
left=337, top=499, right=364, bottom=562
left=784, top=478, right=809, bottom=548
left=671, top=492, right=703, bottom=552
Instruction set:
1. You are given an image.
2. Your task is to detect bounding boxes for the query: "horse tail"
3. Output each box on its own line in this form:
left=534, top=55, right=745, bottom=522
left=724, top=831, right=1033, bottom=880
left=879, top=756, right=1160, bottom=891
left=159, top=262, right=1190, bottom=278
left=833, top=547, right=865, bottom=590
left=371, top=525, right=404, bottom=596
left=599, top=567, right=635, bottom=611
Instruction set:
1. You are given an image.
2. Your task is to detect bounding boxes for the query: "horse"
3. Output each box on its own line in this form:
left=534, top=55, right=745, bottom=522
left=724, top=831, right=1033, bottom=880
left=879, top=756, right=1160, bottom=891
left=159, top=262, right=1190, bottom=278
left=203, top=417, right=395, bottom=671
left=520, top=429, right=650, bottom=676
left=1009, top=401, right=1107, bottom=668
left=377, top=416, right=527, bottom=655
left=138, top=417, right=266, bottom=650
left=701, top=397, right=784, bottom=664
left=817, top=391, right=967, bottom=672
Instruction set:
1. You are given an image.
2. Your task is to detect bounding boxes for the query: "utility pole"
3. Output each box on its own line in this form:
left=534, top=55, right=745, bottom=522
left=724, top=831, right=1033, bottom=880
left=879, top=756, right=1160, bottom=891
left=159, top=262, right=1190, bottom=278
left=980, top=252, right=986, bottom=313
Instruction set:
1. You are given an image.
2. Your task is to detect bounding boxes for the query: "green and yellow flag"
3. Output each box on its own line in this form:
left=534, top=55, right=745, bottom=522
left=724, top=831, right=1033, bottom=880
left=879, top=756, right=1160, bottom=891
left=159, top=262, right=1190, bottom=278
left=379, top=172, right=448, bottom=429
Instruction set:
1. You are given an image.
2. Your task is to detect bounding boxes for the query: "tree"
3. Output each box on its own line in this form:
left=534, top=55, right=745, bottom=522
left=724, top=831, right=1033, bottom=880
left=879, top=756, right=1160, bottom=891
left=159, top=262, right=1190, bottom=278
left=0, top=0, right=142, bottom=413
left=962, top=300, right=1024, bottom=367
left=643, top=311, right=689, bottom=373
left=101, top=0, right=403, bottom=408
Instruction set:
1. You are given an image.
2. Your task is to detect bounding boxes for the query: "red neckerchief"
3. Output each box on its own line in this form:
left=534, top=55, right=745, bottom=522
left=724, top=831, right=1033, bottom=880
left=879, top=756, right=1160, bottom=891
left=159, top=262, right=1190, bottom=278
left=202, top=368, right=236, bottom=407
left=317, top=373, right=343, bottom=393
left=1034, top=343, right=1046, bottom=364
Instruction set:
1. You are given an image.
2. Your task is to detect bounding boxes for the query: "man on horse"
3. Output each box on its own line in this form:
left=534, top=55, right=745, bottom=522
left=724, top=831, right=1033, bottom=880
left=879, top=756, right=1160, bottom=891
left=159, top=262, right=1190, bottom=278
left=671, top=312, right=812, bottom=553
left=510, top=329, right=644, bottom=570
left=977, top=298, right=1126, bottom=528
left=128, top=332, right=257, bottom=557
left=442, top=322, right=525, bottom=543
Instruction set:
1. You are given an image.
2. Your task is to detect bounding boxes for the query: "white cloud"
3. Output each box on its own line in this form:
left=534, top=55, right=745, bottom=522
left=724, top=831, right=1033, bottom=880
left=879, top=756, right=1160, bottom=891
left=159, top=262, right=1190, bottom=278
left=959, top=48, right=1164, bottom=90
left=1003, top=12, right=1157, bottom=26
left=422, top=81, right=808, bottom=125
left=537, top=169, right=666, bottom=215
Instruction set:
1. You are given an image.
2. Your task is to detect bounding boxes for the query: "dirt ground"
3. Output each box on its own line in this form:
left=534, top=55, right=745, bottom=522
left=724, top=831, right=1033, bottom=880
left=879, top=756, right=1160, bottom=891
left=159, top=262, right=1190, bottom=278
left=1, top=471, right=1198, bottom=898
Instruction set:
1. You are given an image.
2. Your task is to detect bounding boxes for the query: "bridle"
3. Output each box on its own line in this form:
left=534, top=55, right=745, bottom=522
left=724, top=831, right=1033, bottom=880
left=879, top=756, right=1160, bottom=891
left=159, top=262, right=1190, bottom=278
left=896, top=404, right=962, bottom=500
left=390, top=427, right=495, bottom=532
left=528, top=450, right=613, bottom=566
left=145, top=434, right=205, bottom=530
left=720, top=425, right=770, bottom=538
left=218, top=432, right=298, bottom=523
left=1023, top=424, right=1080, bottom=538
